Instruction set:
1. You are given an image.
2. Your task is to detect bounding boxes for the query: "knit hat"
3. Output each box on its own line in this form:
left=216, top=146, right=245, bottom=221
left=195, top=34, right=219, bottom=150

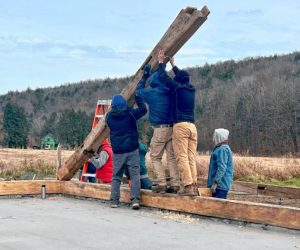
left=111, top=94, right=127, bottom=109
left=174, top=70, right=189, bottom=84
left=213, top=128, right=229, bottom=146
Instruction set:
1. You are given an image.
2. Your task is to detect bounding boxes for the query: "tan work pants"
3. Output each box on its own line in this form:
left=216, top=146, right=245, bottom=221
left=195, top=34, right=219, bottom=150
left=150, top=127, right=179, bottom=187
left=172, top=122, right=198, bottom=186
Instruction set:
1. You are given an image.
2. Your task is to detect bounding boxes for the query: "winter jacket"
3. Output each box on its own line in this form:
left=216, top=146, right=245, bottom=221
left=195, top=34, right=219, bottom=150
left=158, top=63, right=195, bottom=123
left=207, top=144, right=234, bottom=191
left=136, top=72, right=174, bottom=126
left=95, top=144, right=113, bottom=183
left=106, top=95, right=147, bottom=154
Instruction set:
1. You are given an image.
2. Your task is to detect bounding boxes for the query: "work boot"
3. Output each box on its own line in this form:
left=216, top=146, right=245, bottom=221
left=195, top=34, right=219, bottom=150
left=178, top=184, right=197, bottom=196
left=193, top=183, right=199, bottom=196
left=152, top=185, right=167, bottom=194
left=166, top=186, right=180, bottom=194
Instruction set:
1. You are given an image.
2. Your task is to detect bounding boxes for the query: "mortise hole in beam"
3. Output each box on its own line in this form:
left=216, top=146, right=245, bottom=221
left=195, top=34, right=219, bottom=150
left=257, top=185, right=266, bottom=191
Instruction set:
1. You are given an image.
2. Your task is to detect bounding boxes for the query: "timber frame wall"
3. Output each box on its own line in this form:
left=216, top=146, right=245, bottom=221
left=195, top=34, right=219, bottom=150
left=0, top=180, right=299, bottom=230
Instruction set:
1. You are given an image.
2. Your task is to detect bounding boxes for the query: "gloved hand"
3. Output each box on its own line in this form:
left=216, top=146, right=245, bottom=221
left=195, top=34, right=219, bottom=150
left=211, top=182, right=218, bottom=194
left=143, top=64, right=151, bottom=78
left=83, top=149, right=94, bottom=158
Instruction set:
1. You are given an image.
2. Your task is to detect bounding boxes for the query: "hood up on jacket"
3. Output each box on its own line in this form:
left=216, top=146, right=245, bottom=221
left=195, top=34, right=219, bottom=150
left=213, top=128, right=229, bottom=146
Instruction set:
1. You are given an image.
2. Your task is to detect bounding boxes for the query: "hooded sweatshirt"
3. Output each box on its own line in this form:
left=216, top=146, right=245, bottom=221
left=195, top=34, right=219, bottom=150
left=106, top=94, right=147, bottom=154
left=136, top=72, right=174, bottom=126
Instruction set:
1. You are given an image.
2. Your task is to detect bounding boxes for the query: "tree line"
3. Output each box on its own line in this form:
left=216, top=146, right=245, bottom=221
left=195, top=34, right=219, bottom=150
left=0, top=52, right=299, bottom=155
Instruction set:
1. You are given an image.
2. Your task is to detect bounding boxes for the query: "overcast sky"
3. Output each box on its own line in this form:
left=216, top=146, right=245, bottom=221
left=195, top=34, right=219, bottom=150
left=0, top=0, right=299, bottom=95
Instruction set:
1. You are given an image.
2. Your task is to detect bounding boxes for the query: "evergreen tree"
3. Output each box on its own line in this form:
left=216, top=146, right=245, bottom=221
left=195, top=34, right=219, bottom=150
left=3, top=103, right=29, bottom=148
left=57, top=109, right=92, bottom=148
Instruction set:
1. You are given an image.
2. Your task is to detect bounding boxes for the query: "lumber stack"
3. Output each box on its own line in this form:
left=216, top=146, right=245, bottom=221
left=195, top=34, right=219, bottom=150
left=57, top=6, right=210, bottom=180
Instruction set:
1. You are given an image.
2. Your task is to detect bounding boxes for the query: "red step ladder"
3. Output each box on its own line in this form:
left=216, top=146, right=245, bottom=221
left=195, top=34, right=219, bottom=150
left=80, top=100, right=111, bottom=182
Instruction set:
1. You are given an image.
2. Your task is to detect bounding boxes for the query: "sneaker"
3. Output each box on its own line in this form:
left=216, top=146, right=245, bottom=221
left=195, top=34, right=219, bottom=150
left=178, top=184, right=197, bottom=196
left=152, top=185, right=167, bottom=194
left=110, top=203, right=119, bottom=208
left=166, top=186, right=180, bottom=194
left=131, top=201, right=140, bottom=210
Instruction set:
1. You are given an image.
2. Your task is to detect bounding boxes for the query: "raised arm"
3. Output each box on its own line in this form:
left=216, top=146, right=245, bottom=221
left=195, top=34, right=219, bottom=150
left=157, top=50, right=180, bottom=91
left=131, top=95, right=147, bottom=120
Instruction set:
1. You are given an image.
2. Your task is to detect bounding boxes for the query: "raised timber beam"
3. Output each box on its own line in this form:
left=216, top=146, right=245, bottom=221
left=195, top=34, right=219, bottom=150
left=64, top=181, right=300, bottom=230
left=57, top=6, right=210, bottom=181
left=0, top=180, right=63, bottom=196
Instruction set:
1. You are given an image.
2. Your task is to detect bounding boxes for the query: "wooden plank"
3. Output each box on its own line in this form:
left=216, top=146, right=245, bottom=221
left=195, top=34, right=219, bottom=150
left=198, top=187, right=212, bottom=197
left=199, top=178, right=300, bottom=198
left=57, top=6, right=210, bottom=181
left=0, top=180, right=63, bottom=196
left=64, top=181, right=300, bottom=230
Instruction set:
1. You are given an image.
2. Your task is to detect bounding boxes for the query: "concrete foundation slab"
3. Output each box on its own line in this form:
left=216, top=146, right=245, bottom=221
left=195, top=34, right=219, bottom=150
left=0, top=197, right=299, bottom=250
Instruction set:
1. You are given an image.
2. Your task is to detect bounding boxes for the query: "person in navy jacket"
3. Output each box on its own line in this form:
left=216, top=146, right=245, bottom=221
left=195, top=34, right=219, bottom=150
left=106, top=94, right=147, bottom=209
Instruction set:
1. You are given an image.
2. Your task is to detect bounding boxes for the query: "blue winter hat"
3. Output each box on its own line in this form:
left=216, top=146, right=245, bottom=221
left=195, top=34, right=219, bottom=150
left=111, top=94, right=127, bottom=108
left=174, top=70, right=189, bottom=84
left=148, top=72, right=161, bottom=88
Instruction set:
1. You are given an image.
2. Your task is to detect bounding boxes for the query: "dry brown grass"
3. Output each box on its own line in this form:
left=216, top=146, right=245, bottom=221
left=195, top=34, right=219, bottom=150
left=0, top=148, right=73, bottom=179
left=146, top=152, right=300, bottom=182
left=1, top=148, right=299, bottom=183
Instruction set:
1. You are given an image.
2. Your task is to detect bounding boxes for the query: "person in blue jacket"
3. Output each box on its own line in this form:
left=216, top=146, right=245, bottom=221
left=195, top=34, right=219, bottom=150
left=207, top=128, right=234, bottom=199
left=135, top=64, right=180, bottom=194
left=106, top=94, right=147, bottom=209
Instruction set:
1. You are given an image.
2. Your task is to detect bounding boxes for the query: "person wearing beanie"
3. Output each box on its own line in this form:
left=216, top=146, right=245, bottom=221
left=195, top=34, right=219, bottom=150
left=106, top=94, right=147, bottom=209
left=157, top=50, right=198, bottom=196
left=135, top=64, right=180, bottom=194
left=207, top=128, right=234, bottom=199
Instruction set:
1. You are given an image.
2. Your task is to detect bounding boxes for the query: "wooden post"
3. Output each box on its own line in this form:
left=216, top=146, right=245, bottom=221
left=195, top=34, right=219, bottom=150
left=56, top=143, right=62, bottom=180
left=57, top=6, right=210, bottom=180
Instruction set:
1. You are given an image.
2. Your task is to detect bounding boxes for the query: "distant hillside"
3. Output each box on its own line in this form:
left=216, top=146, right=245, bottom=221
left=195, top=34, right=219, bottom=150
left=1, top=52, right=300, bottom=155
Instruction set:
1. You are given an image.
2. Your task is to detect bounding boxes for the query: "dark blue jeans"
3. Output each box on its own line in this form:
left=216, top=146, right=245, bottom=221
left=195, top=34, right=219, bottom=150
left=110, top=149, right=140, bottom=205
left=212, top=189, right=228, bottom=199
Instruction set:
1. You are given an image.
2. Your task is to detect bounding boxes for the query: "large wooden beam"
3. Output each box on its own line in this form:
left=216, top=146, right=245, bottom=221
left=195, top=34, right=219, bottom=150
left=57, top=6, right=210, bottom=180
left=64, top=181, right=300, bottom=230
left=0, top=180, right=63, bottom=196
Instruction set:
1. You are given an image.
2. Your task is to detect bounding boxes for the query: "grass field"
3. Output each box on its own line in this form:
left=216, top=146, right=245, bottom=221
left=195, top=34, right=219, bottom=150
left=0, top=148, right=300, bottom=186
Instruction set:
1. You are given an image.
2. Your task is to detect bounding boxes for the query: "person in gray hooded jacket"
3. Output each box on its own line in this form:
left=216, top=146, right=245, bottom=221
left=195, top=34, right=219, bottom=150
left=207, top=128, right=234, bottom=199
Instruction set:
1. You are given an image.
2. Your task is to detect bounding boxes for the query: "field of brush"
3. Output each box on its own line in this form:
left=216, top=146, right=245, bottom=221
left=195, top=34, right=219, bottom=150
left=0, top=148, right=300, bottom=186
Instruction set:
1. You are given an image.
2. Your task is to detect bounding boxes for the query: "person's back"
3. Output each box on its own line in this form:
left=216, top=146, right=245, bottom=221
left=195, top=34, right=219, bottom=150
left=136, top=67, right=180, bottom=194
left=106, top=94, right=147, bottom=209
left=136, top=71, right=173, bottom=126
left=157, top=50, right=198, bottom=196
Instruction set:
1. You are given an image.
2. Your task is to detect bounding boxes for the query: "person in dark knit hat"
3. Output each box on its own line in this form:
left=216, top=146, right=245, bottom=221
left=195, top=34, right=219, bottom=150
left=106, top=94, right=147, bottom=209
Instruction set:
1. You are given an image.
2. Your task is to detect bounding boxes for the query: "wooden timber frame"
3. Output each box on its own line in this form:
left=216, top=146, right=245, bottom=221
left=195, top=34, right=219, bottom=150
left=57, top=6, right=210, bottom=181
left=1, top=180, right=300, bottom=230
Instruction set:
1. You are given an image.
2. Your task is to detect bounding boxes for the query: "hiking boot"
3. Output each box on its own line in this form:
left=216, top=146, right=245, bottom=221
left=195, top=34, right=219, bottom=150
left=152, top=185, right=167, bottom=194
left=131, top=200, right=140, bottom=210
left=178, top=184, right=197, bottom=196
left=193, top=183, right=200, bottom=196
left=166, top=186, right=180, bottom=194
